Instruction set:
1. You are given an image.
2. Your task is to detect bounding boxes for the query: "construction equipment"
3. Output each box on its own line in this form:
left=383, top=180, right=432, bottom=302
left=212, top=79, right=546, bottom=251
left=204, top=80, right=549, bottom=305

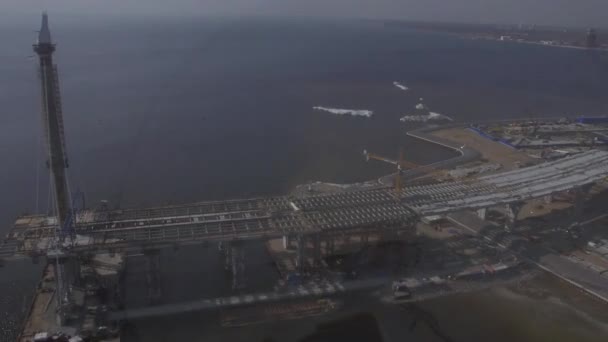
left=363, top=149, right=447, bottom=195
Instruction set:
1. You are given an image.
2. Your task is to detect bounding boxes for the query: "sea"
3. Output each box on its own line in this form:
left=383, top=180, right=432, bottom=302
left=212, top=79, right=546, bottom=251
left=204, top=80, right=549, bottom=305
left=1, top=14, right=608, bottom=341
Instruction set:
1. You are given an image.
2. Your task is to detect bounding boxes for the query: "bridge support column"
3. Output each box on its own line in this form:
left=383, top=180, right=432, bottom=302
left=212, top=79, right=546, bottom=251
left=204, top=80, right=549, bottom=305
left=296, top=235, right=307, bottom=271
left=51, top=254, right=82, bottom=288
left=477, top=208, right=488, bottom=220
left=219, top=241, right=231, bottom=271
left=283, top=235, right=293, bottom=250
left=325, top=237, right=336, bottom=255
left=572, top=184, right=593, bottom=218
left=312, top=234, right=321, bottom=267
left=143, top=249, right=162, bottom=304
left=342, top=233, right=351, bottom=246
left=378, top=229, right=388, bottom=242
left=504, top=202, right=522, bottom=231
left=379, top=227, right=398, bottom=243
left=49, top=255, right=76, bottom=326
left=230, top=242, right=245, bottom=290
left=361, top=232, right=369, bottom=246
left=221, top=241, right=245, bottom=290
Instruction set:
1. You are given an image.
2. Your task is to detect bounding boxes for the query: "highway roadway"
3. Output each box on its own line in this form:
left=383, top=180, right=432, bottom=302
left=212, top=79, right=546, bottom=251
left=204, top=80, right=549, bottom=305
left=447, top=209, right=608, bottom=303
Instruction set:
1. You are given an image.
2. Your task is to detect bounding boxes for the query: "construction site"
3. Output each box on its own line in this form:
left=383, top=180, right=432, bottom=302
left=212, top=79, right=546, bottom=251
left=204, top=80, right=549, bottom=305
left=470, top=118, right=608, bottom=158
left=3, top=14, right=608, bottom=342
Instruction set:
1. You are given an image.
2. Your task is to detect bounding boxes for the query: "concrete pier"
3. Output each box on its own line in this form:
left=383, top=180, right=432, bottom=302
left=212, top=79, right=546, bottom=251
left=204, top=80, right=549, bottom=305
left=477, top=208, right=488, bottom=220
left=144, top=249, right=162, bottom=303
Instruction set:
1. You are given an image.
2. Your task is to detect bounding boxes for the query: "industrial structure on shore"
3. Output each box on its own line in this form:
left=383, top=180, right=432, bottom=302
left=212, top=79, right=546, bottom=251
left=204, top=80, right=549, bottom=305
left=4, top=13, right=608, bottom=342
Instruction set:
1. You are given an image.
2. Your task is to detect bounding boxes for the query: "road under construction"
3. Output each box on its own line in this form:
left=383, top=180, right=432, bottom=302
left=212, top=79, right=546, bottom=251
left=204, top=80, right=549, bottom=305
left=6, top=13, right=608, bottom=341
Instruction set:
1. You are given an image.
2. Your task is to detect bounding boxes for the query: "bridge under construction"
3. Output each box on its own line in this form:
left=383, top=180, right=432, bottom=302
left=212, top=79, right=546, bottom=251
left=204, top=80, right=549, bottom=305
left=4, top=14, right=607, bottom=263
left=3, top=148, right=608, bottom=260
left=6, top=13, right=608, bottom=340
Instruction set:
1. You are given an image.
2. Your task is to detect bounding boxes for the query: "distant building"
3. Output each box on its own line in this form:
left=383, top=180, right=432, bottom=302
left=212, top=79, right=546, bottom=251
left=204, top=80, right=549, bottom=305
left=586, top=28, right=598, bottom=48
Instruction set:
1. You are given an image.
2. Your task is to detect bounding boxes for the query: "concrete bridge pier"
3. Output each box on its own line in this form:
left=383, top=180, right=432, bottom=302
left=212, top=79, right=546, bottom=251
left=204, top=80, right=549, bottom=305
left=49, top=254, right=80, bottom=326
left=221, top=241, right=245, bottom=290
left=342, top=233, right=351, bottom=246
left=296, top=235, right=307, bottom=270
left=379, top=226, right=399, bottom=243
left=504, top=202, right=523, bottom=231
left=143, top=249, right=162, bottom=304
left=312, top=234, right=322, bottom=267
left=230, top=241, right=245, bottom=290
left=219, top=241, right=231, bottom=271
left=54, top=261, right=69, bottom=326
left=325, top=237, right=336, bottom=255
left=572, top=184, right=593, bottom=217
left=477, top=207, right=488, bottom=220
left=283, top=235, right=293, bottom=250
left=49, top=254, right=82, bottom=288
left=360, top=232, right=370, bottom=246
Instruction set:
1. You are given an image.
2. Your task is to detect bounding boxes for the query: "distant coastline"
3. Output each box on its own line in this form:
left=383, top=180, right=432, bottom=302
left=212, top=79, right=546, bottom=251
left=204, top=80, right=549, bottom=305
left=469, top=35, right=608, bottom=52
left=384, top=20, right=608, bottom=52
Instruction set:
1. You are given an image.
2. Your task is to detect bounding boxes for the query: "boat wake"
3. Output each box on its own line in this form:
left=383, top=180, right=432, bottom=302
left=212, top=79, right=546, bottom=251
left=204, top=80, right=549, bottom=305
left=313, top=106, right=373, bottom=118
left=393, top=81, right=409, bottom=92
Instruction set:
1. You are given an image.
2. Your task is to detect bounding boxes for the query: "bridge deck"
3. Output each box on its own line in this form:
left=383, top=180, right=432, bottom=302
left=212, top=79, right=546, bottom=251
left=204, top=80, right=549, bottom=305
left=411, top=150, right=608, bottom=214
left=3, top=150, right=608, bottom=256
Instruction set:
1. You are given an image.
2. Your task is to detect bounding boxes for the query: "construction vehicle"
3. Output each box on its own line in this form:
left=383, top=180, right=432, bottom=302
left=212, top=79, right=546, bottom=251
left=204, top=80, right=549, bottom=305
left=392, top=279, right=412, bottom=299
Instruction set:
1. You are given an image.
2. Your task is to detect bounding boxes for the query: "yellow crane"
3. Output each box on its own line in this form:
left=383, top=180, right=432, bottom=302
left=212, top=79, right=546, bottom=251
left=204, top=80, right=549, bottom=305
left=363, top=149, right=447, bottom=195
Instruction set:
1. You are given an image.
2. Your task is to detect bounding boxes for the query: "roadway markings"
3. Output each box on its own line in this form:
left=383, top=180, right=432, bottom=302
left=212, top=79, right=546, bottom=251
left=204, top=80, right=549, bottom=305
left=449, top=213, right=608, bottom=304
left=580, top=213, right=608, bottom=227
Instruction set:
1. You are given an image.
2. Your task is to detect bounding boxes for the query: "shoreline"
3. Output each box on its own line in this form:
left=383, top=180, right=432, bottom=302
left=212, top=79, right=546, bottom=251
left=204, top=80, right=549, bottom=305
left=470, top=36, right=608, bottom=52
left=375, top=124, right=480, bottom=186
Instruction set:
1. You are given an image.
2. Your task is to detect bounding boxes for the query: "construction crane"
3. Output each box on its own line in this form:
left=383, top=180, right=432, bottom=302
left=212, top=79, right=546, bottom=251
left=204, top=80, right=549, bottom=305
left=363, top=149, right=447, bottom=195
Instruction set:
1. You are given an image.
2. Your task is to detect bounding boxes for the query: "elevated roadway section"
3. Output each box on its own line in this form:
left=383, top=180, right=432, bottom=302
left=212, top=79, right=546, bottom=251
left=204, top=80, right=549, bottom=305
left=3, top=150, right=608, bottom=258
left=404, top=149, right=608, bottom=214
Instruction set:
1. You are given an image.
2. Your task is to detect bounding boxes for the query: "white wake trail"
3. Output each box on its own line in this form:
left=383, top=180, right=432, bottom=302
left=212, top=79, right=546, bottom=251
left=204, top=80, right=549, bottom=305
left=313, top=106, right=373, bottom=118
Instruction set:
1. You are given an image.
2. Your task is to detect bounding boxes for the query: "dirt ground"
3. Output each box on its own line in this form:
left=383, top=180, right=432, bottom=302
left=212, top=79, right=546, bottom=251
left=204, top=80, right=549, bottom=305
left=518, top=199, right=573, bottom=220
left=432, top=128, right=537, bottom=170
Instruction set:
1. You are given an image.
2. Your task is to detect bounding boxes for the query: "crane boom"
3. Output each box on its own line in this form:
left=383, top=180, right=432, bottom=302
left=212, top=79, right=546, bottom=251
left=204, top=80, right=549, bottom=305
left=363, top=149, right=446, bottom=195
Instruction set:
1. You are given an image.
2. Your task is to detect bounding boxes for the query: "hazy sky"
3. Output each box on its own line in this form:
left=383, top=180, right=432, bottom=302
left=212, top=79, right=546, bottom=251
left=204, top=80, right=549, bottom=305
left=3, top=0, right=608, bottom=28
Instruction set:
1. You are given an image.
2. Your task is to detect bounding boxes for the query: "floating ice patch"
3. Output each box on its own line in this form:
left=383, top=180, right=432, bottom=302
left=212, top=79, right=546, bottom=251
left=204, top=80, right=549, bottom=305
left=400, top=112, right=453, bottom=123
left=313, top=106, right=373, bottom=118
left=430, top=112, right=453, bottom=121
left=393, top=81, right=409, bottom=91
left=400, top=115, right=428, bottom=123
left=415, top=103, right=427, bottom=110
